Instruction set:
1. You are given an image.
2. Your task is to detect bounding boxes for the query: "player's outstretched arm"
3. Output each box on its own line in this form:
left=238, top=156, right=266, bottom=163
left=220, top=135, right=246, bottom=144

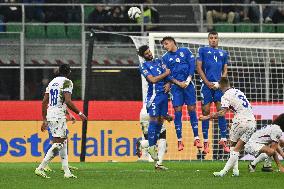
left=199, top=108, right=228, bottom=120
left=222, top=64, right=228, bottom=77
left=271, top=142, right=284, bottom=172
left=66, top=109, right=76, bottom=124
left=64, top=92, right=87, bottom=121
left=146, top=68, right=170, bottom=83
left=41, top=93, right=49, bottom=132
left=276, top=142, right=284, bottom=158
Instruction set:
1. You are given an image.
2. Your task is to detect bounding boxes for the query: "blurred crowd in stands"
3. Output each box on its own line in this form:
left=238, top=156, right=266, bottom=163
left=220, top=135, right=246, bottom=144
left=1, top=0, right=284, bottom=33
left=200, top=0, right=284, bottom=31
left=0, top=0, right=160, bottom=33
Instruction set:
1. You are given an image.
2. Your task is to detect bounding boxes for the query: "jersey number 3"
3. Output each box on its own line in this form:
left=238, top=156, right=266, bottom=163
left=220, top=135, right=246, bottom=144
left=238, top=95, right=249, bottom=108
left=50, top=89, right=59, bottom=106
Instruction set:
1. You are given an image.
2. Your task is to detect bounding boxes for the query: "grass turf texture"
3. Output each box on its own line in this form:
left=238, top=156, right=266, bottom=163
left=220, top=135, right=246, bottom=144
left=0, top=161, right=283, bottom=189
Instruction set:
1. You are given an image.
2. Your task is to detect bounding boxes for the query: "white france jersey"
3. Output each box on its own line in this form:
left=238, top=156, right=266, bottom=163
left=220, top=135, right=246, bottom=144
left=45, top=76, right=73, bottom=121
left=221, top=88, right=254, bottom=121
left=249, top=124, right=282, bottom=144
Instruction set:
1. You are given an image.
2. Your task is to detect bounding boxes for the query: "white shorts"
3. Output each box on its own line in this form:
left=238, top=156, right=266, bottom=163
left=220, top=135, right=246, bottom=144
left=244, top=141, right=265, bottom=157
left=229, top=119, right=256, bottom=143
left=48, top=119, right=67, bottom=138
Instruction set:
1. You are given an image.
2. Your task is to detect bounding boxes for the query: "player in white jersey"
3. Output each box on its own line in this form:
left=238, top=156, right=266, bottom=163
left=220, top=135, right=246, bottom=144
left=248, top=137, right=284, bottom=172
left=245, top=114, right=284, bottom=173
left=35, top=64, right=87, bottom=179
left=200, top=77, right=256, bottom=177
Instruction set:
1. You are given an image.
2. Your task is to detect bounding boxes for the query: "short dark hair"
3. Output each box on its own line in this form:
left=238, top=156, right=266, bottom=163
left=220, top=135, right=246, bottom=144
left=137, top=45, right=149, bottom=57
left=219, top=77, right=230, bottom=87
left=161, top=36, right=176, bottom=45
left=59, top=64, right=71, bottom=76
left=208, top=31, right=218, bottom=37
left=272, top=113, right=284, bottom=131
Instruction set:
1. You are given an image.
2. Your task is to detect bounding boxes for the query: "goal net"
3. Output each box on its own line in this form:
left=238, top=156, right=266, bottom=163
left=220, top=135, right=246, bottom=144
left=131, top=33, right=284, bottom=161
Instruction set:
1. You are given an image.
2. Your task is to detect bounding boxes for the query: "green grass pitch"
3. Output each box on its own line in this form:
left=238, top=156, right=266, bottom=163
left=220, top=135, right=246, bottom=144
left=0, top=161, right=283, bottom=189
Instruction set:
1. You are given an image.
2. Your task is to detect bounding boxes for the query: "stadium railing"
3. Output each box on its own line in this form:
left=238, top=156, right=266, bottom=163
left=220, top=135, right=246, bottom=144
left=0, top=3, right=283, bottom=100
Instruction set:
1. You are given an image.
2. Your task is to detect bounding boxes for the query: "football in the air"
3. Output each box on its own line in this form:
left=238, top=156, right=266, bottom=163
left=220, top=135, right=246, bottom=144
left=128, top=7, right=141, bottom=20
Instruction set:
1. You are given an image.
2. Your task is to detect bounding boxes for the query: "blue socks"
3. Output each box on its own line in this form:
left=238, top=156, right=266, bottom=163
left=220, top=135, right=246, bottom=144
left=218, top=116, right=227, bottom=139
left=202, top=116, right=227, bottom=140
left=189, top=110, right=199, bottom=137
left=148, top=120, right=159, bottom=146
left=202, top=119, right=209, bottom=140
left=174, top=111, right=182, bottom=140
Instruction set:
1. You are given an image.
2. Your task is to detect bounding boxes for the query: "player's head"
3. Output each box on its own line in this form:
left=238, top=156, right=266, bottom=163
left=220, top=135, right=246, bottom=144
left=137, top=45, right=153, bottom=61
left=219, top=77, right=230, bottom=92
left=161, top=36, right=177, bottom=52
left=59, top=64, right=71, bottom=77
left=208, top=31, right=219, bottom=48
left=272, top=113, right=284, bottom=131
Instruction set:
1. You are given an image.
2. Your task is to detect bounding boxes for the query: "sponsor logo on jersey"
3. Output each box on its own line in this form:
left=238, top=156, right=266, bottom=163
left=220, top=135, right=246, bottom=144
left=169, top=58, right=173, bottom=61
left=219, top=52, right=224, bottom=56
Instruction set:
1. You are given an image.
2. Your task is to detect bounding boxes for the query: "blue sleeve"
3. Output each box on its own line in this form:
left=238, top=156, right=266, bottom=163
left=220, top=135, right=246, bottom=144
left=161, top=59, right=174, bottom=81
left=223, top=51, right=228, bottom=65
left=162, top=55, right=168, bottom=68
left=186, top=49, right=196, bottom=77
left=139, top=64, right=151, bottom=79
left=196, top=47, right=203, bottom=62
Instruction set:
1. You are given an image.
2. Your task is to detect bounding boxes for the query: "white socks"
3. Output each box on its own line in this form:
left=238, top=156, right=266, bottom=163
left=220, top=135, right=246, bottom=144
left=141, top=140, right=149, bottom=148
left=264, top=156, right=272, bottom=167
left=251, top=153, right=268, bottom=166
left=38, top=143, right=63, bottom=170
left=60, top=140, right=71, bottom=175
left=157, top=139, right=167, bottom=165
left=223, top=149, right=239, bottom=173
left=231, top=147, right=239, bottom=172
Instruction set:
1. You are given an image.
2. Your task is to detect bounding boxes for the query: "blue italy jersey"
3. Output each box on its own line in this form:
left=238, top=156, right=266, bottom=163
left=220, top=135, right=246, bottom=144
left=196, top=46, right=228, bottom=82
left=162, top=47, right=195, bottom=82
left=139, top=58, right=168, bottom=99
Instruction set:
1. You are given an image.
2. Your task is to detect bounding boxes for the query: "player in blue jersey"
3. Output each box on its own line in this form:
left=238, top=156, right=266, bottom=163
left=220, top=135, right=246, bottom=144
left=138, top=45, right=171, bottom=161
left=161, top=36, right=202, bottom=151
left=196, top=31, right=230, bottom=154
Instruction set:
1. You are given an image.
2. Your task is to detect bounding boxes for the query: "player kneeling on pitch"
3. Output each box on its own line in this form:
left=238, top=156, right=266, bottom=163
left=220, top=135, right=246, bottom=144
left=137, top=107, right=173, bottom=170
left=199, top=77, right=256, bottom=177
left=248, top=138, right=284, bottom=172
left=246, top=114, right=284, bottom=173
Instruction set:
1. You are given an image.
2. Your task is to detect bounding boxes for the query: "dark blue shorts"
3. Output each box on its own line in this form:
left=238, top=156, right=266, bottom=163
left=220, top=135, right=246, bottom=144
left=146, top=93, right=168, bottom=117
left=171, top=82, right=196, bottom=107
left=200, top=83, right=223, bottom=105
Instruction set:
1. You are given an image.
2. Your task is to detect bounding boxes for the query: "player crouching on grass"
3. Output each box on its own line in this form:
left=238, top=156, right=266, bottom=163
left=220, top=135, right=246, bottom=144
left=248, top=138, right=284, bottom=172
left=137, top=106, right=173, bottom=170
left=138, top=45, right=171, bottom=162
left=199, top=77, right=256, bottom=177
left=246, top=114, right=284, bottom=173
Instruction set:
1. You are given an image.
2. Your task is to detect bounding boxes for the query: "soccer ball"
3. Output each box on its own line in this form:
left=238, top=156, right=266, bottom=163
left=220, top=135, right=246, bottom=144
left=128, top=7, right=141, bottom=20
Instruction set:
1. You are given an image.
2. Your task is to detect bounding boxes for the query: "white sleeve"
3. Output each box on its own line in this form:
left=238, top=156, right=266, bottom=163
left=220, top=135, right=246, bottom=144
left=63, top=79, right=73, bottom=94
left=271, top=127, right=282, bottom=143
left=45, top=86, right=49, bottom=94
left=221, top=95, right=230, bottom=108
